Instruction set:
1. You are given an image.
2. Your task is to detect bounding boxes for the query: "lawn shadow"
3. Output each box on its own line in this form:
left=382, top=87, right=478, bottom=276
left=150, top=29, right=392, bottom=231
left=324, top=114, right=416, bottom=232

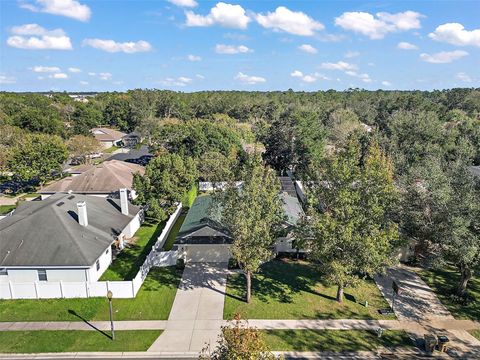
left=67, top=309, right=112, bottom=340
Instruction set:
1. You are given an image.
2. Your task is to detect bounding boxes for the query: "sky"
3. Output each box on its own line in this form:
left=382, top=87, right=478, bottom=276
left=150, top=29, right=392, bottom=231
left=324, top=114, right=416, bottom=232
left=0, top=0, right=479, bottom=92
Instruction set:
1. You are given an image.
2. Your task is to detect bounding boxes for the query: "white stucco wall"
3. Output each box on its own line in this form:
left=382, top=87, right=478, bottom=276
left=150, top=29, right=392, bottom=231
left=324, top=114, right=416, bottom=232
left=86, top=247, right=113, bottom=282
left=0, top=268, right=89, bottom=283
left=122, top=212, right=141, bottom=238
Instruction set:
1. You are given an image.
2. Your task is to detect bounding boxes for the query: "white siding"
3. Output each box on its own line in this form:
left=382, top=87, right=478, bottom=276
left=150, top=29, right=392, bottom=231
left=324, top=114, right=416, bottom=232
left=86, top=248, right=112, bottom=282
left=122, top=212, right=141, bottom=238
left=46, top=269, right=87, bottom=282
left=4, top=269, right=38, bottom=282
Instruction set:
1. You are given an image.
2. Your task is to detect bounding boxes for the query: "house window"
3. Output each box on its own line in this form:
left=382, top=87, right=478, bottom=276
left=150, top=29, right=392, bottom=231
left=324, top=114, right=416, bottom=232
left=0, top=268, right=7, bottom=276
left=37, top=269, right=47, bottom=281
left=96, top=260, right=100, bottom=271
left=105, top=248, right=109, bottom=255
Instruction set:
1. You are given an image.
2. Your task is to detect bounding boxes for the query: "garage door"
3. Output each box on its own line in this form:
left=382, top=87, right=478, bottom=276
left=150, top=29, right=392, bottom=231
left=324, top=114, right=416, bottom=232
left=185, top=245, right=231, bottom=263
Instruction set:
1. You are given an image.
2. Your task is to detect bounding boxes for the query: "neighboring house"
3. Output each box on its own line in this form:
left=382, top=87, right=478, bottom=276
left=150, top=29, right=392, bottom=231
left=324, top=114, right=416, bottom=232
left=122, top=132, right=142, bottom=147
left=63, top=164, right=95, bottom=177
left=175, top=179, right=304, bottom=263
left=39, top=160, right=144, bottom=199
left=0, top=191, right=142, bottom=284
left=91, top=127, right=126, bottom=149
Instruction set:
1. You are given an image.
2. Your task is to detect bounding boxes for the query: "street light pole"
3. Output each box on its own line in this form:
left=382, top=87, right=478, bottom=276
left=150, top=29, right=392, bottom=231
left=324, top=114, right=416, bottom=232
left=107, top=290, right=115, bottom=340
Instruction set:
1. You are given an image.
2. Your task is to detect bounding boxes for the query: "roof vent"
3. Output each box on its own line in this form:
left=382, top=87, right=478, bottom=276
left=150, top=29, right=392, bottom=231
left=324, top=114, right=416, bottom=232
left=56, top=202, right=65, bottom=207
left=68, top=195, right=75, bottom=200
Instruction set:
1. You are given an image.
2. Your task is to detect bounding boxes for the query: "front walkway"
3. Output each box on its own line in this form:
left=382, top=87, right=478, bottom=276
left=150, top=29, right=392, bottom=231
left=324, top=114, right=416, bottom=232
left=147, top=262, right=229, bottom=353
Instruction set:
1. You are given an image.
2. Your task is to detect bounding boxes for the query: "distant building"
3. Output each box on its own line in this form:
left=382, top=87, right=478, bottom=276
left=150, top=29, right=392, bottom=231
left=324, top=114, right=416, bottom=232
left=39, top=160, right=144, bottom=199
left=90, top=127, right=126, bottom=149
left=0, top=192, right=142, bottom=284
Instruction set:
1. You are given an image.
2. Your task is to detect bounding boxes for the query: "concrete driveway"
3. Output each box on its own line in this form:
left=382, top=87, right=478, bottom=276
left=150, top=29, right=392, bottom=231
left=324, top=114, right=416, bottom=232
left=148, top=263, right=228, bottom=353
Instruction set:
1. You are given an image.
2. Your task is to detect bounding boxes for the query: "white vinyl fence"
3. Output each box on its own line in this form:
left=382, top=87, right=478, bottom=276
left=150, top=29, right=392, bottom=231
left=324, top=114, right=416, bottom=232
left=0, top=204, right=182, bottom=300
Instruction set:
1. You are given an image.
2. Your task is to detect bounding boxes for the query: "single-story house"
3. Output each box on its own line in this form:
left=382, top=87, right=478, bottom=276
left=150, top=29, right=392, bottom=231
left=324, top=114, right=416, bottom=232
left=175, top=184, right=304, bottom=263
left=0, top=191, right=142, bottom=284
left=91, top=127, right=126, bottom=149
left=39, top=160, right=144, bottom=199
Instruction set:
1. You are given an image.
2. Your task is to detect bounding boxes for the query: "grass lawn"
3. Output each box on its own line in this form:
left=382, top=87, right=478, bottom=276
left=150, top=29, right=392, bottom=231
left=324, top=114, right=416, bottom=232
left=418, top=265, right=479, bottom=320
left=19, top=192, right=40, bottom=199
left=182, top=184, right=197, bottom=208
left=0, top=267, right=181, bottom=321
left=162, top=212, right=186, bottom=251
left=224, top=259, right=394, bottom=320
left=103, top=145, right=120, bottom=154
left=0, top=205, right=16, bottom=215
left=263, top=330, right=413, bottom=352
left=0, top=330, right=161, bottom=353
left=470, top=330, right=480, bottom=341
left=100, top=220, right=166, bottom=281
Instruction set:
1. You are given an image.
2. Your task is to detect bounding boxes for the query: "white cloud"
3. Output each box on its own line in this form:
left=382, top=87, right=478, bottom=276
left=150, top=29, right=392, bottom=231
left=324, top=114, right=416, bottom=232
left=320, top=61, right=357, bottom=71
left=20, top=0, right=91, bottom=22
left=290, top=70, right=304, bottom=78
left=161, top=76, right=194, bottom=87
left=186, top=2, right=250, bottom=29
left=88, top=72, right=96, bottom=76
left=187, top=54, right=202, bottom=61
left=215, top=44, right=252, bottom=54
left=255, top=6, right=324, bottom=36
left=68, top=67, right=81, bottom=73
left=80, top=81, right=89, bottom=85
left=195, top=74, right=205, bottom=79
left=335, top=11, right=422, bottom=39
left=7, top=23, right=72, bottom=50
left=429, top=23, right=480, bottom=47
left=83, top=39, right=152, bottom=53
left=420, top=50, right=468, bottom=64
left=49, top=72, right=68, bottom=79
left=397, top=41, right=418, bottom=50
left=381, top=80, right=392, bottom=86
left=99, top=72, right=112, bottom=80
left=344, top=51, right=360, bottom=58
left=235, top=72, right=266, bottom=85
left=345, top=71, right=372, bottom=83
left=168, top=0, right=197, bottom=8
left=298, top=44, right=317, bottom=54
left=31, top=66, right=60, bottom=73
left=456, top=72, right=472, bottom=83
left=0, top=75, right=16, bottom=84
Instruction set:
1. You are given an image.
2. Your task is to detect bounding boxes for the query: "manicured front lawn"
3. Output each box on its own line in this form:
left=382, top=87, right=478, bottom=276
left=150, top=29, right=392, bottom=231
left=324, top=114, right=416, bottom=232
left=263, top=330, right=413, bottom=352
left=101, top=220, right=166, bottom=281
left=0, top=330, right=161, bottom=353
left=163, top=213, right=186, bottom=251
left=0, top=205, right=16, bottom=215
left=419, top=265, right=479, bottom=320
left=0, top=267, right=181, bottom=321
left=224, top=259, right=394, bottom=320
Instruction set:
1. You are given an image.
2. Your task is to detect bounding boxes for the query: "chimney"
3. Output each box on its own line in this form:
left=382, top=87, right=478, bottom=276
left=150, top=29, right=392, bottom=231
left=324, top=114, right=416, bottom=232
left=120, top=188, right=129, bottom=215
left=77, top=201, right=88, bottom=227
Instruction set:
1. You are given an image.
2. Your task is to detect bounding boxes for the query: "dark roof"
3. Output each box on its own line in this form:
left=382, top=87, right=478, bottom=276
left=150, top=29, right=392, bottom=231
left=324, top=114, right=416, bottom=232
left=280, top=192, right=304, bottom=225
left=175, top=195, right=232, bottom=245
left=40, top=160, right=144, bottom=194
left=0, top=194, right=140, bottom=267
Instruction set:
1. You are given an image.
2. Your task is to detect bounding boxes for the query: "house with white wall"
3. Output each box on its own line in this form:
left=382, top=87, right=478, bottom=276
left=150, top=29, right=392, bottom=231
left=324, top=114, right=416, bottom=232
left=39, top=160, right=144, bottom=200
left=0, top=190, right=142, bottom=284
left=90, top=127, right=126, bottom=149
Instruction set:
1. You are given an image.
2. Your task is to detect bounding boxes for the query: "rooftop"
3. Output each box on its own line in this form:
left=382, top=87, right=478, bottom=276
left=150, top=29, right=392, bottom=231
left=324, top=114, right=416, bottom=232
left=40, top=160, right=144, bottom=194
left=0, top=193, right=140, bottom=267
left=91, top=127, right=126, bottom=142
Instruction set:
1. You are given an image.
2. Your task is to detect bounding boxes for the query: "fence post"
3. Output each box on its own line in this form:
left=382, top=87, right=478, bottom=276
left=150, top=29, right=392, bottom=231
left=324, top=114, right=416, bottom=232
left=85, top=282, right=89, bottom=298
left=59, top=281, right=64, bottom=298
left=34, top=281, right=39, bottom=299
left=8, top=281, right=14, bottom=299
left=131, top=280, right=135, bottom=297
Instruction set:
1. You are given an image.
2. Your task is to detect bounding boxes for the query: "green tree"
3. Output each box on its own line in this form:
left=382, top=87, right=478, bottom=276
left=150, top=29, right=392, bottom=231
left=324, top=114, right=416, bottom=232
left=301, top=139, right=399, bottom=302
left=104, top=96, right=132, bottom=131
left=215, top=154, right=284, bottom=303
left=7, top=133, right=68, bottom=184
left=133, top=152, right=197, bottom=221
left=71, top=104, right=102, bottom=135
left=66, top=135, right=102, bottom=164
left=199, top=315, right=278, bottom=360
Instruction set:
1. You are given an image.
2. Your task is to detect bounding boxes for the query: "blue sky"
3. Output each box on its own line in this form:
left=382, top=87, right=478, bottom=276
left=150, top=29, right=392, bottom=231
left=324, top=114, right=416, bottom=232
left=0, top=0, right=479, bottom=92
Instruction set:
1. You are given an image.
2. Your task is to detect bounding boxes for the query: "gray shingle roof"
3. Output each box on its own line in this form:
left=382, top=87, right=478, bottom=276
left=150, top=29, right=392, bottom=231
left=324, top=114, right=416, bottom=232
left=0, top=194, right=140, bottom=267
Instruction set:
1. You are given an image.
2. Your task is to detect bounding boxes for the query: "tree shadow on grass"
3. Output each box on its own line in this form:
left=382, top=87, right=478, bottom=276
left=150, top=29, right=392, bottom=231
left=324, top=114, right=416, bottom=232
left=140, top=267, right=183, bottom=292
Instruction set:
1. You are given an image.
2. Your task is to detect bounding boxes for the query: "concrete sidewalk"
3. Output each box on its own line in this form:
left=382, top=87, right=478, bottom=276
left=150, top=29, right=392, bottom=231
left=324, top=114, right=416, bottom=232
left=147, top=263, right=228, bottom=353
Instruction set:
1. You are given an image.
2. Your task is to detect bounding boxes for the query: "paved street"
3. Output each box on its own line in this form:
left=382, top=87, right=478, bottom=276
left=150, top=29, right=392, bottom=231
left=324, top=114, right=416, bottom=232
left=147, top=262, right=229, bottom=353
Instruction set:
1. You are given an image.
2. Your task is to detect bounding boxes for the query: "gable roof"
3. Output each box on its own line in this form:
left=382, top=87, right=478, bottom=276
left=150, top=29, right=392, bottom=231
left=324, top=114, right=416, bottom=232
left=40, top=160, right=145, bottom=194
left=0, top=193, right=141, bottom=267
left=90, top=127, right=126, bottom=142
left=176, top=195, right=231, bottom=245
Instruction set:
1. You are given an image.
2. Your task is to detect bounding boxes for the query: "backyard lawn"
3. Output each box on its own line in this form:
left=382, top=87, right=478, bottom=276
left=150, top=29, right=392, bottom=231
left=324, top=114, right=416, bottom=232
left=0, top=330, right=161, bottom=353
left=224, top=259, right=394, bottom=320
left=162, top=212, right=186, bottom=251
left=0, top=267, right=181, bottom=321
left=0, top=205, right=16, bottom=215
left=100, top=220, right=166, bottom=281
left=263, top=330, right=413, bottom=352
left=419, top=265, right=479, bottom=320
